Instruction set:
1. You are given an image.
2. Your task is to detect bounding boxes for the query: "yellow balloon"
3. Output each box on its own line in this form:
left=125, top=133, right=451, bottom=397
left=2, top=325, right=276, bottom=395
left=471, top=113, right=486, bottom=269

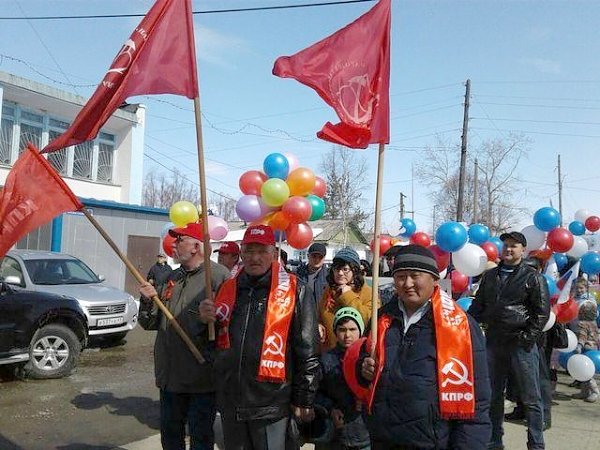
left=169, top=201, right=199, bottom=226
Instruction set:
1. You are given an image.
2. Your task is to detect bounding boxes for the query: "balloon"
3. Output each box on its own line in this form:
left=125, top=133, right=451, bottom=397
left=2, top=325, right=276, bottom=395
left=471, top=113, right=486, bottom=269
left=160, top=222, right=175, bottom=239
left=269, top=211, right=290, bottom=231
left=370, top=235, right=392, bottom=255
left=249, top=211, right=275, bottom=227
left=284, top=153, right=299, bottom=172
left=410, top=231, right=431, bottom=247
left=169, top=201, right=199, bottom=227
left=282, top=196, right=312, bottom=224
left=435, top=221, right=468, bottom=253
left=456, top=297, right=472, bottom=312
left=236, top=195, right=268, bottom=222
left=450, top=270, right=469, bottom=294
left=567, top=236, right=589, bottom=259
left=554, top=299, right=579, bottom=323
left=580, top=251, right=600, bottom=275
left=542, top=310, right=556, bottom=332
left=207, top=216, right=229, bottom=240
left=261, top=178, right=290, bottom=207
left=306, top=195, right=326, bottom=221
left=286, top=167, right=316, bottom=196
left=399, top=218, right=417, bottom=238
left=554, top=252, right=568, bottom=270
left=585, top=215, right=600, bottom=232
left=480, top=241, right=499, bottom=262
left=468, top=224, right=490, bottom=245
left=542, top=274, right=558, bottom=296
left=453, top=243, right=488, bottom=277
left=568, top=220, right=586, bottom=236
left=567, top=354, right=596, bottom=381
left=162, top=234, right=176, bottom=258
left=547, top=227, right=574, bottom=253
left=488, top=236, right=504, bottom=255
left=584, top=350, right=600, bottom=374
left=557, top=329, right=578, bottom=353
left=528, top=247, right=552, bottom=261
left=239, top=170, right=267, bottom=196
left=521, top=225, right=546, bottom=252
left=263, top=153, right=289, bottom=179
left=575, top=208, right=592, bottom=224
left=558, top=351, right=574, bottom=369
left=428, top=245, right=450, bottom=271
left=533, top=206, right=561, bottom=231
left=312, top=176, right=327, bottom=198
left=286, top=222, right=313, bottom=249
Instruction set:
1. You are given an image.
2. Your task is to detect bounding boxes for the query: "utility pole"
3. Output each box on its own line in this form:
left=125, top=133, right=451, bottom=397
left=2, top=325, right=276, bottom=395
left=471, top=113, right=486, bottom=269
left=558, top=154, right=563, bottom=225
left=456, top=78, right=471, bottom=222
left=400, top=192, right=406, bottom=218
left=473, top=158, right=479, bottom=224
left=411, top=164, right=415, bottom=220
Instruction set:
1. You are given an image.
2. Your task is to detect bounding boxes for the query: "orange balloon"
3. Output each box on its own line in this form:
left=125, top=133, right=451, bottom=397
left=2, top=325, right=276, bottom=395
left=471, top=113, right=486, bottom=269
left=286, top=167, right=316, bottom=196
left=250, top=211, right=274, bottom=226
left=269, top=211, right=290, bottom=231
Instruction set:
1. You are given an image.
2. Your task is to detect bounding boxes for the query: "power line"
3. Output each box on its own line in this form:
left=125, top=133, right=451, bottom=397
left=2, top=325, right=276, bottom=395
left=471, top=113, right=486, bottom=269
left=471, top=117, right=600, bottom=126
left=471, top=127, right=600, bottom=139
left=474, top=101, right=600, bottom=111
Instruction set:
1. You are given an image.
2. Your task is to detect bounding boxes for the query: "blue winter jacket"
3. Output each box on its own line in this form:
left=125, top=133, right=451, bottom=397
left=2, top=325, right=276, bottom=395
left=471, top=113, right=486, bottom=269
left=364, top=299, right=491, bottom=449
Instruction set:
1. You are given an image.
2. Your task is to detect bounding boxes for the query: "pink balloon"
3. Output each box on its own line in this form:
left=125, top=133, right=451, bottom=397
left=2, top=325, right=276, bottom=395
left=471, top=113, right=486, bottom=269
left=284, top=153, right=299, bottom=172
left=207, top=216, right=229, bottom=240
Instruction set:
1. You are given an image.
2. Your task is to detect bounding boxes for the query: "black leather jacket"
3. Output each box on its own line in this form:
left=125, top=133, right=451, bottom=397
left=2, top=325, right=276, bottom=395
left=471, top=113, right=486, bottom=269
left=214, top=269, right=321, bottom=421
left=470, top=262, right=550, bottom=349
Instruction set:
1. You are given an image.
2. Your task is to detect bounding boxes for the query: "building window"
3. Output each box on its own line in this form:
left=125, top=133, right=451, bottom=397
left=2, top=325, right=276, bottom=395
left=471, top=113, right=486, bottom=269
left=0, top=117, right=13, bottom=165
left=98, top=142, right=114, bottom=182
left=73, top=141, right=93, bottom=179
left=47, top=129, right=69, bottom=175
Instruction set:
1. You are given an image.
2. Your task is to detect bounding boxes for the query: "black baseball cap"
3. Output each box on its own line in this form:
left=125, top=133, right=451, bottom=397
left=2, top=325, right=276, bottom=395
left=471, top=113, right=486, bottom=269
left=308, top=243, right=327, bottom=256
left=499, top=231, right=527, bottom=247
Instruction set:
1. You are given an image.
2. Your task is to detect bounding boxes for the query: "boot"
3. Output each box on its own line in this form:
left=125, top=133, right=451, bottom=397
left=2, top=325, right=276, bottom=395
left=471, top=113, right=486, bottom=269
left=584, top=378, right=599, bottom=403
left=504, top=403, right=526, bottom=421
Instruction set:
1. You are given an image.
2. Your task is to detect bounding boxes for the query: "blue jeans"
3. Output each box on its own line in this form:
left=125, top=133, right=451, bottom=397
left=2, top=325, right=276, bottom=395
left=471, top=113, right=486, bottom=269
left=487, top=342, right=544, bottom=450
left=159, top=390, right=216, bottom=450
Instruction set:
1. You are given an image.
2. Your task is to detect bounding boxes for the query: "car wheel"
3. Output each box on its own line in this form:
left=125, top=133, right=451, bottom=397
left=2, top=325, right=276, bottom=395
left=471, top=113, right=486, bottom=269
left=25, top=324, right=81, bottom=379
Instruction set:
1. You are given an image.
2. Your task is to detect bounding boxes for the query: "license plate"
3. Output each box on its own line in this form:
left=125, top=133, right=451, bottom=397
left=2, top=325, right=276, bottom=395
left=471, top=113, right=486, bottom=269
left=97, top=317, right=124, bottom=327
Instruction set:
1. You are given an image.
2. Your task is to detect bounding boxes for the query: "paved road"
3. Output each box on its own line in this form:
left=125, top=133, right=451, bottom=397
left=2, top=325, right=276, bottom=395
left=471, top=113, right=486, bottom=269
left=1, top=326, right=599, bottom=449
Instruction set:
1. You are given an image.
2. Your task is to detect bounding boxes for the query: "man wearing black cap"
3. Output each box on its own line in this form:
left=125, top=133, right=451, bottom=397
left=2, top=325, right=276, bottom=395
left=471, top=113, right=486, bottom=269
left=470, top=231, right=550, bottom=450
left=147, top=253, right=172, bottom=287
left=296, top=242, right=329, bottom=305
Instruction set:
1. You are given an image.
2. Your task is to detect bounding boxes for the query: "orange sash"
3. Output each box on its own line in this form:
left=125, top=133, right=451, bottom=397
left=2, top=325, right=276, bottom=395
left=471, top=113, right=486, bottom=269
left=214, top=262, right=296, bottom=383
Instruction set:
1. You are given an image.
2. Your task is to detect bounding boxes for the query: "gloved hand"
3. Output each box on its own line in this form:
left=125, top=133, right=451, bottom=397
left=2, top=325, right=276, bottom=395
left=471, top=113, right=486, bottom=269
left=574, top=343, right=583, bottom=354
left=518, top=331, right=535, bottom=351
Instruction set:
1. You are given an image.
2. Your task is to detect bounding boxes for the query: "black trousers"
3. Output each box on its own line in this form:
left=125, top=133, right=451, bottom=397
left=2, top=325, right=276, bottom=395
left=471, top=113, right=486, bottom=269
left=220, top=409, right=298, bottom=450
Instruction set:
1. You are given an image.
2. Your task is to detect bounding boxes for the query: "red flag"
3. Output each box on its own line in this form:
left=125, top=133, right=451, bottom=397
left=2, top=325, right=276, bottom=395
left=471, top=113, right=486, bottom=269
left=273, top=0, right=391, bottom=149
left=43, top=0, right=198, bottom=153
left=0, top=144, right=83, bottom=257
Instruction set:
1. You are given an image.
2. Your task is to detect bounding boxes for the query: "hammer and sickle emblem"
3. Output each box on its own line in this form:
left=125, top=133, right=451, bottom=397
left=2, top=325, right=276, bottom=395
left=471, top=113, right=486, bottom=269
left=441, top=357, right=473, bottom=387
left=216, top=304, right=230, bottom=321
left=107, top=39, right=136, bottom=75
left=263, top=332, right=285, bottom=357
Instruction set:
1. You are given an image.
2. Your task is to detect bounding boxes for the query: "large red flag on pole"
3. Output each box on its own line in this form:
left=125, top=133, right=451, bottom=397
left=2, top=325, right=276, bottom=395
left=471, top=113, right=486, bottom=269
left=0, top=144, right=83, bottom=257
left=43, top=0, right=198, bottom=153
left=273, top=0, right=391, bottom=149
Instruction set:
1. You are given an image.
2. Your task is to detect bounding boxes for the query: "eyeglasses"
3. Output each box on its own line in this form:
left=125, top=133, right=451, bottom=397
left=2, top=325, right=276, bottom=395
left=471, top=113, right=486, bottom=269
left=175, top=235, right=190, bottom=243
left=334, top=266, right=352, bottom=274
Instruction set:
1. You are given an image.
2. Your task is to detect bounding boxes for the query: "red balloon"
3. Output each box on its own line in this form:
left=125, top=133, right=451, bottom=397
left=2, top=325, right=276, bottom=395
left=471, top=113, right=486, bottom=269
left=451, top=270, right=469, bottom=294
left=585, top=215, right=600, bottom=232
left=281, top=196, right=312, bottom=224
left=547, top=227, right=574, bottom=253
left=239, top=170, right=267, bottom=195
left=312, top=176, right=327, bottom=198
left=410, top=231, right=431, bottom=247
left=286, top=222, right=313, bottom=249
left=428, top=244, right=450, bottom=271
left=553, top=298, right=579, bottom=323
left=162, top=234, right=176, bottom=258
left=370, top=235, right=392, bottom=255
left=480, top=241, right=499, bottom=262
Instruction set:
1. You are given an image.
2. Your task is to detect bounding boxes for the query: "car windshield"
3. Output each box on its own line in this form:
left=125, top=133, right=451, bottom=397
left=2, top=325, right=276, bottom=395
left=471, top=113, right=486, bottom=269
left=25, top=258, right=100, bottom=285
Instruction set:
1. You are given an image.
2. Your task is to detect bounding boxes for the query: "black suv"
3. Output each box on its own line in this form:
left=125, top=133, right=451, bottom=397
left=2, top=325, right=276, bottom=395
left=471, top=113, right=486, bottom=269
left=0, top=280, right=88, bottom=379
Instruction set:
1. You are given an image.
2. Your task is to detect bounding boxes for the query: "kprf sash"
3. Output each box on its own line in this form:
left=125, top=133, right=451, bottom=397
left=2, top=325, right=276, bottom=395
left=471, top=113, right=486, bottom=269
left=214, top=262, right=296, bottom=383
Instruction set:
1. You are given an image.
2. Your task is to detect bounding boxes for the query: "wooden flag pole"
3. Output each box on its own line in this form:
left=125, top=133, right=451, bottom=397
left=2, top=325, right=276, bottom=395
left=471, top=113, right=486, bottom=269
left=369, top=143, right=386, bottom=357
left=81, top=208, right=205, bottom=364
left=192, top=96, right=217, bottom=341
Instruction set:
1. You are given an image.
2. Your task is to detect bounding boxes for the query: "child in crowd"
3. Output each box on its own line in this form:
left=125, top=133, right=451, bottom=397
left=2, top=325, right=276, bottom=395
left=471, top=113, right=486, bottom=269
left=573, top=300, right=600, bottom=403
left=315, top=307, right=370, bottom=450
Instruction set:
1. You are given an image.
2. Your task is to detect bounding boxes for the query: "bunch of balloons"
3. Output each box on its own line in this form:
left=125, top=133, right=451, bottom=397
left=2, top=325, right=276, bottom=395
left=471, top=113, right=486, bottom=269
left=235, top=153, right=327, bottom=249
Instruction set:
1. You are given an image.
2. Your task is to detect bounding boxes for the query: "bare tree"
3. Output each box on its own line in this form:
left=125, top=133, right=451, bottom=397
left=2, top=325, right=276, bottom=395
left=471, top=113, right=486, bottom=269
left=142, top=169, right=199, bottom=209
left=320, top=146, right=369, bottom=243
left=415, top=134, right=530, bottom=233
left=208, top=193, right=237, bottom=221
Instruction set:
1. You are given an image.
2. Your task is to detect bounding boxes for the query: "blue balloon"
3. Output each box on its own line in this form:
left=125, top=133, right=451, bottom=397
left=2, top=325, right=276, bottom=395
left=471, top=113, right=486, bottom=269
left=580, top=251, right=600, bottom=275
left=533, top=206, right=561, bottom=232
left=456, top=296, right=473, bottom=312
left=542, top=274, right=558, bottom=296
left=585, top=350, right=600, bottom=374
left=399, top=218, right=417, bottom=238
left=568, top=220, right=586, bottom=236
left=488, top=236, right=504, bottom=255
left=553, top=253, right=568, bottom=270
left=263, top=153, right=290, bottom=180
left=558, top=351, right=575, bottom=370
left=468, top=223, right=490, bottom=245
left=435, top=221, right=468, bottom=253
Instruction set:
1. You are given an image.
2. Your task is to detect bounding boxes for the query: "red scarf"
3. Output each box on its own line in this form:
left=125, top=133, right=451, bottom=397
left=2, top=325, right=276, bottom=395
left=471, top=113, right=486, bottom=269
left=343, top=286, right=475, bottom=419
left=214, top=262, right=296, bottom=383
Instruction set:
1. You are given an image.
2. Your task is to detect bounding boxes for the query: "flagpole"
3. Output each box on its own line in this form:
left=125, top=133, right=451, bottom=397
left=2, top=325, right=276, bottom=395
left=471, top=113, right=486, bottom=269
left=80, top=208, right=205, bottom=364
left=369, top=143, right=385, bottom=357
left=192, top=96, right=216, bottom=341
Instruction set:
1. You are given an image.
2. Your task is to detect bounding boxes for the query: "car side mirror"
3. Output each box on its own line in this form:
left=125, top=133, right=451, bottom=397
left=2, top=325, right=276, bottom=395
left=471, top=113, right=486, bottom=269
left=97, top=274, right=106, bottom=282
left=3, top=275, right=22, bottom=285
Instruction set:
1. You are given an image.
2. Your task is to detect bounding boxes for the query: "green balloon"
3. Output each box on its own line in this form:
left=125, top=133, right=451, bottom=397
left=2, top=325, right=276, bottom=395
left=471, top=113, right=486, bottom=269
left=307, top=195, right=325, bottom=221
left=261, top=178, right=290, bottom=207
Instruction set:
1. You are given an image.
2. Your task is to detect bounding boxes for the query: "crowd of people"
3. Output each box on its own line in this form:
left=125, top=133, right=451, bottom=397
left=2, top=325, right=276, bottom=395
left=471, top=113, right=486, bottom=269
left=137, top=225, right=599, bottom=450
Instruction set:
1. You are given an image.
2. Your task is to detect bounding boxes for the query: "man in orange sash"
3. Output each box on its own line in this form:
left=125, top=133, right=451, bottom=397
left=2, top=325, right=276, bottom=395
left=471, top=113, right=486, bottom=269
left=198, top=224, right=321, bottom=450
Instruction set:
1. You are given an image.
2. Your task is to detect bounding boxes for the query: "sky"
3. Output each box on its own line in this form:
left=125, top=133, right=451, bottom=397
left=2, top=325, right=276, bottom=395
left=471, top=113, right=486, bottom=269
left=1, top=0, right=600, bottom=237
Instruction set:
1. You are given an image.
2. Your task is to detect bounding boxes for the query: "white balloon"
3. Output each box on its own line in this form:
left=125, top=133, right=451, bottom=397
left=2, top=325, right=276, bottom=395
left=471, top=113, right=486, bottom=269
left=574, top=208, right=592, bottom=224
left=521, top=225, right=546, bottom=252
left=567, top=236, right=589, bottom=259
left=542, top=311, right=556, bottom=332
left=567, top=354, right=596, bottom=382
left=453, top=243, right=488, bottom=276
left=557, top=329, right=578, bottom=353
